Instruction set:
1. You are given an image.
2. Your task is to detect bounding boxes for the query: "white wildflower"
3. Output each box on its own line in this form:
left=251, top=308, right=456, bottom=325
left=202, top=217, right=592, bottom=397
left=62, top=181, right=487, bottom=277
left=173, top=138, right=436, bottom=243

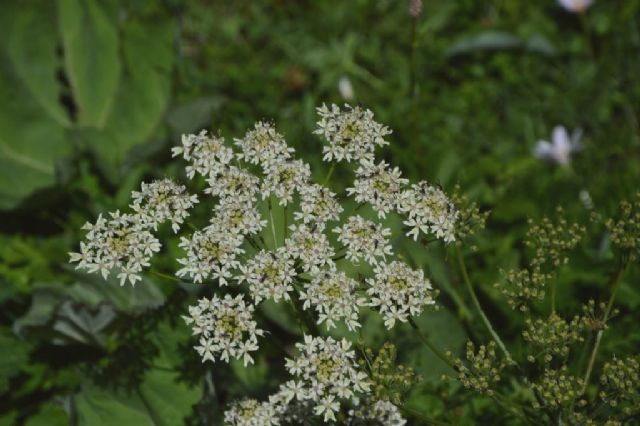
left=397, top=181, right=458, bottom=243
left=211, top=200, right=267, bottom=236
left=348, top=159, right=408, bottom=218
left=261, top=159, right=311, bottom=205
left=294, top=184, right=343, bottom=230
left=348, top=399, right=407, bottom=426
left=333, top=215, right=392, bottom=265
left=172, top=130, right=234, bottom=179
left=223, top=398, right=281, bottom=426
left=176, top=227, right=244, bottom=284
left=367, top=261, right=435, bottom=329
left=184, top=294, right=264, bottom=366
left=234, top=122, right=295, bottom=169
left=204, top=165, right=261, bottom=203
left=558, top=0, right=594, bottom=13
left=130, top=178, right=198, bottom=233
left=237, top=248, right=296, bottom=304
left=338, top=76, right=355, bottom=101
left=314, top=104, right=391, bottom=162
left=534, top=125, right=582, bottom=166
left=284, top=224, right=335, bottom=273
left=69, top=211, right=160, bottom=286
left=299, top=269, right=366, bottom=331
left=284, top=335, right=372, bottom=421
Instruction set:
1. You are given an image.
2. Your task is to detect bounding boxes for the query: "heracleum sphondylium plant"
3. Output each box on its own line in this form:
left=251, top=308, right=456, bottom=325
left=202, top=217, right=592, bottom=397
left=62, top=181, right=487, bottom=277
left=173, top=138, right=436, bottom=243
left=70, top=104, right=458, bottom=424
left=70, top=102, right=639, bottom=424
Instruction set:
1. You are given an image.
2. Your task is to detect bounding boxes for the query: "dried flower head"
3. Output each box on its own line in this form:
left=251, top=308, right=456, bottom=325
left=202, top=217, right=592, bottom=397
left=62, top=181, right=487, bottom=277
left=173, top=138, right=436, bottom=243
left=523, top=313, right=587, bottom=362
left=495, top=267, right=550, bottom=312
left=531, top=367, right=585, bottom=410
left=526, top=207, right=585, bottom=268
left=453, top=341, right=506, bottom=397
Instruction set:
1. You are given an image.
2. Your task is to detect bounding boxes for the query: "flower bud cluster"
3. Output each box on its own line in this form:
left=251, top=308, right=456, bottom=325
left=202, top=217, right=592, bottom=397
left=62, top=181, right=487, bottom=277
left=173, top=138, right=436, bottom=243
left=599, top=355, right=640, bottom=415
left=526, top=207, right=585, bottom=268
left=361, top=342, right=420, bottom=406
left=523, top=313, right=586, bottom=362
left=453, top=341, right=505, bottom=396
left=603, top=193, right=640, bottom=259
left=531, top=367, right=585, bottom=410
left=449, top=185, right=489, bottom=242
left=495, top=267, right=551, bottom=312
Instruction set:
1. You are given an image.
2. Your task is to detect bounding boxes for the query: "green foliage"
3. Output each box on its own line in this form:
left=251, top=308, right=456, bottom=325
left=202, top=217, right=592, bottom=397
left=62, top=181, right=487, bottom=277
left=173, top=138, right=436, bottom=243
left=0, top=0, right=639, bottom=424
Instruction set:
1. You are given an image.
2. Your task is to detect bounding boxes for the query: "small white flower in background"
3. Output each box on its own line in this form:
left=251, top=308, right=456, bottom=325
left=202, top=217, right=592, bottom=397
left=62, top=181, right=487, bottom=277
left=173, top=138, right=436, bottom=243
left=299, top=269, right=366, bottom=331
left=130, top=179, right=198, bottom=233
left=558, top=0, right=594, bottom=13
left=398, top=181, right=458, bottom=243
left=223, top=398, right=281, bottom=426
left=237, top=248, right=296, bottom=304
left=315, top=103, right=391, bottom=162
left=284, top=335, right=372, bottom=423
left=338, top=76, right=355, bottom=101
left=348, top=159, right=408, bottom=218
left=333, top=215, right=393, bottom=265
left=367, top=260, right=436, bottom=329
left=534, top=125, right=583, bottom=166
left=183, top=294, right=264, bottom=366
left=69, top=211, right=161, bottom=286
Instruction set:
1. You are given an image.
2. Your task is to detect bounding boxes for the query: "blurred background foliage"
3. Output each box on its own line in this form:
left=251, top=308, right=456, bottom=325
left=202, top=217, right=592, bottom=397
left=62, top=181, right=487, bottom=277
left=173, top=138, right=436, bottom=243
left=1, top=0, right=639, bottom=424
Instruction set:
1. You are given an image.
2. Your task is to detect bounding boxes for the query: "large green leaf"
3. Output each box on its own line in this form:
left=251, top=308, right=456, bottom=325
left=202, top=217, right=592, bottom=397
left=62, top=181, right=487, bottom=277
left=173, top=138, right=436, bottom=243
left=58, top=0, right=120, bottom=127
left=0, top=331, right=31, bottom=392
left=1, top=0, right=69, bottom=126
left=87, top=18, right=175, bottom=169
left=0, top=2, right=68, bottom=209
left=75, top=369, right=201, bottom=426
left=0, top=55, right=68, bottom=210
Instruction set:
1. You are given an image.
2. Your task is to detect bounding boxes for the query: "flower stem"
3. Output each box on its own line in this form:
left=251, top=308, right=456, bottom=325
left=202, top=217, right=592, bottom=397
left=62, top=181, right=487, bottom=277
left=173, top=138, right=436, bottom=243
left=283, top=204, right=288, bottom=241
left=455, top=246, right=514, bottom=364
left=580, top=259, right=629, bottom=394
left=268, top=198, right=278, bottom=248
left=408, top=317, right=455, bottom=370
left=323, top=163, right=336, bottom=186
left=150, top=269, right=181, bottom=283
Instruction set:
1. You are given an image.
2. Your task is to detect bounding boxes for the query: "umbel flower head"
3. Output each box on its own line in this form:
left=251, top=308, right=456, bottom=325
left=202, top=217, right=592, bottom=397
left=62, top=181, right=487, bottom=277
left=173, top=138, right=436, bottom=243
left=70, top=104, right=468, bottom=423
left=183, top=294, right=264, bottom=366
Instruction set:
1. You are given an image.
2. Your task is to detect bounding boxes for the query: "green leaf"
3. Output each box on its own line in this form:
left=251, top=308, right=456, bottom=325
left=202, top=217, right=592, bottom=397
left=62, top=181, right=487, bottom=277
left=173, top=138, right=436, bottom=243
left=0, top=0, right=69, bottom=126
left=57, top=0, right=120, bottom=127
left=75, top=369, right=201, bottom=426
left=87, top=18, right=175, bottom=169
left=0, top=52, right=68, bottom=210
left=24, top=403, right=68, bottom=426
left=0, top=331, right=31, bottom=392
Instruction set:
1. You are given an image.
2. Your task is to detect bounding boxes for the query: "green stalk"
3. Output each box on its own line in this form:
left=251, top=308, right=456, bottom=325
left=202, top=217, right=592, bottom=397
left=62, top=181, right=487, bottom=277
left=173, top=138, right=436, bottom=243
left=323, top=163, right=336, bottom=186
left=268, top=198, right=278, bottom=248
left=455, top=246, right=514, bottom=364
left=150, top=269, right=181, bottom=283
left=580, top=259, right=629, bottom=394
left=408, top=317, right=455, bottom=370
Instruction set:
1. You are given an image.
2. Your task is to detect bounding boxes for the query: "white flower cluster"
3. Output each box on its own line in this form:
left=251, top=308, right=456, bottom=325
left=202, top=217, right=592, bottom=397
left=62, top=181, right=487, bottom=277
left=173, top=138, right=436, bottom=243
left=299, top=270, right=366, bottom=331
left=398, top=181, right=458, bottom=243
left=334, top=215, right=393, bottom=265
left=72, top=104, right=459, bottom=425
left=348, top=399, right=407, bottom=426
left=348, top=160, right=408, bottom=219
left=315, top=103, right=391, bottom=162
left=367, top=261, right=436, bottom=328
left=70, top=211, right=161, bottom=286
left=183, top=294, right=263, bottom=366
left=224, top=336, right=406, bottom=425
left=284, top=336, right=371, bottom=422
left=130, top=178, right=199, bottom=233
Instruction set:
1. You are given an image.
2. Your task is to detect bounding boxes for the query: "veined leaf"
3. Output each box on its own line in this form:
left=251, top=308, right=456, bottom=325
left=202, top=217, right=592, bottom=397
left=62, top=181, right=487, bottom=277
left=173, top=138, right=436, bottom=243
left=57, top=0, right=120, bottom=127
